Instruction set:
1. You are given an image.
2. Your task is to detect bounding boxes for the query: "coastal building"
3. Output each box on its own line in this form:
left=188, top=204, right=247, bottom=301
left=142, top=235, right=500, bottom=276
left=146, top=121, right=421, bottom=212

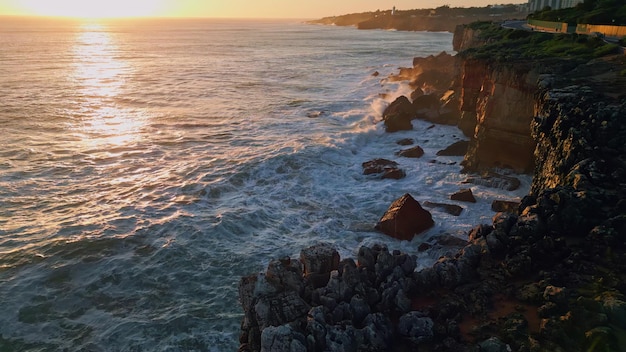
left=527, top=0, right=583, bottom=12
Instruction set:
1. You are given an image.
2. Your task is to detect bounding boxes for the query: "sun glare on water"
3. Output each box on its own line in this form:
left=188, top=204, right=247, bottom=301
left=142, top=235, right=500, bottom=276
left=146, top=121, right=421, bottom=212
left=18, top=0, right=167, bottom=18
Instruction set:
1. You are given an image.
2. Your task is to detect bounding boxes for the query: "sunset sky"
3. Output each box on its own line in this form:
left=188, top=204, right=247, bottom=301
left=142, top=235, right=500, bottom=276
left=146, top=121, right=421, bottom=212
left=0, top=0, right=526, bottom=19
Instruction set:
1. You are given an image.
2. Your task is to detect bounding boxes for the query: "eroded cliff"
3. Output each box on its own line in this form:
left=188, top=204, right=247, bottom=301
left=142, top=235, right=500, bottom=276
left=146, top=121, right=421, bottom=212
left=238, top=23, right=626, bottom=352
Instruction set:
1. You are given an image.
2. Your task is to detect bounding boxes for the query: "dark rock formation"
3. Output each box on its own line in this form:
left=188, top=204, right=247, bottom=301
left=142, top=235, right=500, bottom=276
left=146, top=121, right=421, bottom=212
left=451, top=188, right=477, bottom=203
left=462, top=172, right=521, bottom=191
left=375, top=193, right=434, bottom=241
left=362, top=158, right=406, bottom=179
left=423, top=201, right=464, bottom=216
left=396, top=145, right=424, bottom=158
left=436, top=140, right=469, bottom=156
left=491, top=200, right=520, bottom=213
left=396, top=138, right=414, bottom=146
left=241, top=22, right=626, bottom=352
left=382, top=96, right=414, bottom=132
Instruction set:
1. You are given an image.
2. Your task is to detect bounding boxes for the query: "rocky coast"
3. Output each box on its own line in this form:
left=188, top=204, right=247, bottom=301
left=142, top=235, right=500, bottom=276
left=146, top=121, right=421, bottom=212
left=238, top=23, right=626, bottom=352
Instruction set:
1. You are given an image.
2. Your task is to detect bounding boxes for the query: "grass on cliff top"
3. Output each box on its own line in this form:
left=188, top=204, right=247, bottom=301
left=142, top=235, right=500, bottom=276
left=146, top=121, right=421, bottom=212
left=462, top=21, right=620, bottom=63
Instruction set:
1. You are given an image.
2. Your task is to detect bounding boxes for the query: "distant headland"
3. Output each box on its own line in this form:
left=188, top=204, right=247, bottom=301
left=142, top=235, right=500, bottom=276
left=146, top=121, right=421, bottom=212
left=307, top=4, right=528, bottom=33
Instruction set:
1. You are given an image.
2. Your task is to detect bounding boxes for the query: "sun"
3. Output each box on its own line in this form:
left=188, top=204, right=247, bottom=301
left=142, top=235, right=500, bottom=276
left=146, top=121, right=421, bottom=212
left=18, top=0, right=168, bottom=19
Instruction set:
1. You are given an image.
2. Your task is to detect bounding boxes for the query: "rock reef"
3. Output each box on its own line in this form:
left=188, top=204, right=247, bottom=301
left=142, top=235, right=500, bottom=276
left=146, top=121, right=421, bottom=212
left=238, top=23, right=626, bottom=351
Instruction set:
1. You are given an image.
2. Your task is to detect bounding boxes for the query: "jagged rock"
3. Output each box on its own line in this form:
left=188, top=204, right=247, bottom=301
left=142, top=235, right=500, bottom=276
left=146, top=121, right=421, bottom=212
left=260, top=325, right=307, bottom=352
left=397, top=145, right=424, bottom=158
left=375, top=193, right=434, bottom=241
left=397, top=311, right=434, bottom=344
left=423, top=201, right=463, bottom=216
left=491, top=200, right=520, bottom=213
left=450, top=188, right=476, bottom=203
left=255, top=291, right=310, bottom=330
left=300, top=244, right=339, bottom=275
left=265, top=257, right=304, bottom=294
left=436, top=140, right=469, bottom=156
left=383, top=96, right=414, bottom=132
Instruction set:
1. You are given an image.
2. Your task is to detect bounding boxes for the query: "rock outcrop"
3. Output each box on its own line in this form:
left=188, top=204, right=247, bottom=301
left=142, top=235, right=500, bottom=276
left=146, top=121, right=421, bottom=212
left=240, top=22, right=626, bottom=352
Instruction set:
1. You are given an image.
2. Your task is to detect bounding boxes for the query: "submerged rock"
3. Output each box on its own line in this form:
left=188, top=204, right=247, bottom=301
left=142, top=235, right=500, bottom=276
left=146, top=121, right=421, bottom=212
left=423, top=201, right=463, bottom=216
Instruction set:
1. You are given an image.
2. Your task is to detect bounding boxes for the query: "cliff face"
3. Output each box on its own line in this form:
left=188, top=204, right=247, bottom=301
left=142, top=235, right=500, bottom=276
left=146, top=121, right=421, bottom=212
left=453, top=29, right=538, bottom=173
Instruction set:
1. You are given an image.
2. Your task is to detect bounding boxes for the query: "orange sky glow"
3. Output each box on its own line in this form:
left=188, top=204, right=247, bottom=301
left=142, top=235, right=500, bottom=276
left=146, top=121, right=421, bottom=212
left=0, top=0, right=527, bottom=19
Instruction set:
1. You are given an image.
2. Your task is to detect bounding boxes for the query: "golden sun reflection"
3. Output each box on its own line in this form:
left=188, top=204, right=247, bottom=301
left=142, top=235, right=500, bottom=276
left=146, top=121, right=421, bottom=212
left=71, top=23, right=146, bottom=147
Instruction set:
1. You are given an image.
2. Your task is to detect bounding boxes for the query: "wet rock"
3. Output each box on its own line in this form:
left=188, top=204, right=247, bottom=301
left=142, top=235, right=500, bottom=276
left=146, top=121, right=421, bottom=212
left=397, top=145, right=424, bottom=158
left=396, top=138, right=414, bottom=146
left=381, top=168, right=406, bottom=180
left=463, top=172, right=521, bottom=191
left=436, top=140, right=469, bottom=156
left=362, top=158, right=405, bottom=180
left=383, top=96, right=414, bottom=132
left=450, top=188, right=476, bottom=203
left=423, top=201, right=463, bottom=216
left=362, top=158, right=398, bottom=175
left=375, top=193, right=434, bottom=241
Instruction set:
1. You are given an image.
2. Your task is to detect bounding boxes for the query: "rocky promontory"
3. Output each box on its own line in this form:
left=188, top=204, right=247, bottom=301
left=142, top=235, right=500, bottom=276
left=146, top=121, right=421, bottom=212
left=307, top=5, right=526, bottom=33
left=238, top=22, right=626, bottom=352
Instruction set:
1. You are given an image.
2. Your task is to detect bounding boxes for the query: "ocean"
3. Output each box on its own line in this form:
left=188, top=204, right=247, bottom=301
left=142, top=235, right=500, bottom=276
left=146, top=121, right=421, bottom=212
left=0, top=17, right=529, bottom=351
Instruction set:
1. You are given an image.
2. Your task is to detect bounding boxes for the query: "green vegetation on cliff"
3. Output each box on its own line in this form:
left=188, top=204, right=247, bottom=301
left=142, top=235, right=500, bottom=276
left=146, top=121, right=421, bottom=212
left=529, top=0, right=626, bottom=25
left=462, top=22, right=619, bottom=63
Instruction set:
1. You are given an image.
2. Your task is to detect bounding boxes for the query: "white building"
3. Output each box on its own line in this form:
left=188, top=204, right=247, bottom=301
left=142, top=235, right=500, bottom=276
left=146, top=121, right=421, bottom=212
left=528, top=0, right=583, bottom=12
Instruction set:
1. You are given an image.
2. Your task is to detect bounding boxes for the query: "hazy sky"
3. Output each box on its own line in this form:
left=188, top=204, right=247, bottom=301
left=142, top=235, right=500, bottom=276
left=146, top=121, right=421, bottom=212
left=0, top=0, right=526, bottom=19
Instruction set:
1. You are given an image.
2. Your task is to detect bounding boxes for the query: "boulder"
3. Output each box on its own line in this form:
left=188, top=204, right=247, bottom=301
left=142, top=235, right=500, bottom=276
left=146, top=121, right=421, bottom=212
left=383, top=96, right=414, bottom=132
left=381, top=168, right=406, bottom=180
left=362, top=159, right=405, bottom=180
left=397, top=146, right=424, bottom=158
left=450, top=188, right=476, bottom=203
left=362, top=158, right=398, bottom=175
left=436, top=140, right=469, bottom=156
left=375, top=194, right=434, bottom=241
